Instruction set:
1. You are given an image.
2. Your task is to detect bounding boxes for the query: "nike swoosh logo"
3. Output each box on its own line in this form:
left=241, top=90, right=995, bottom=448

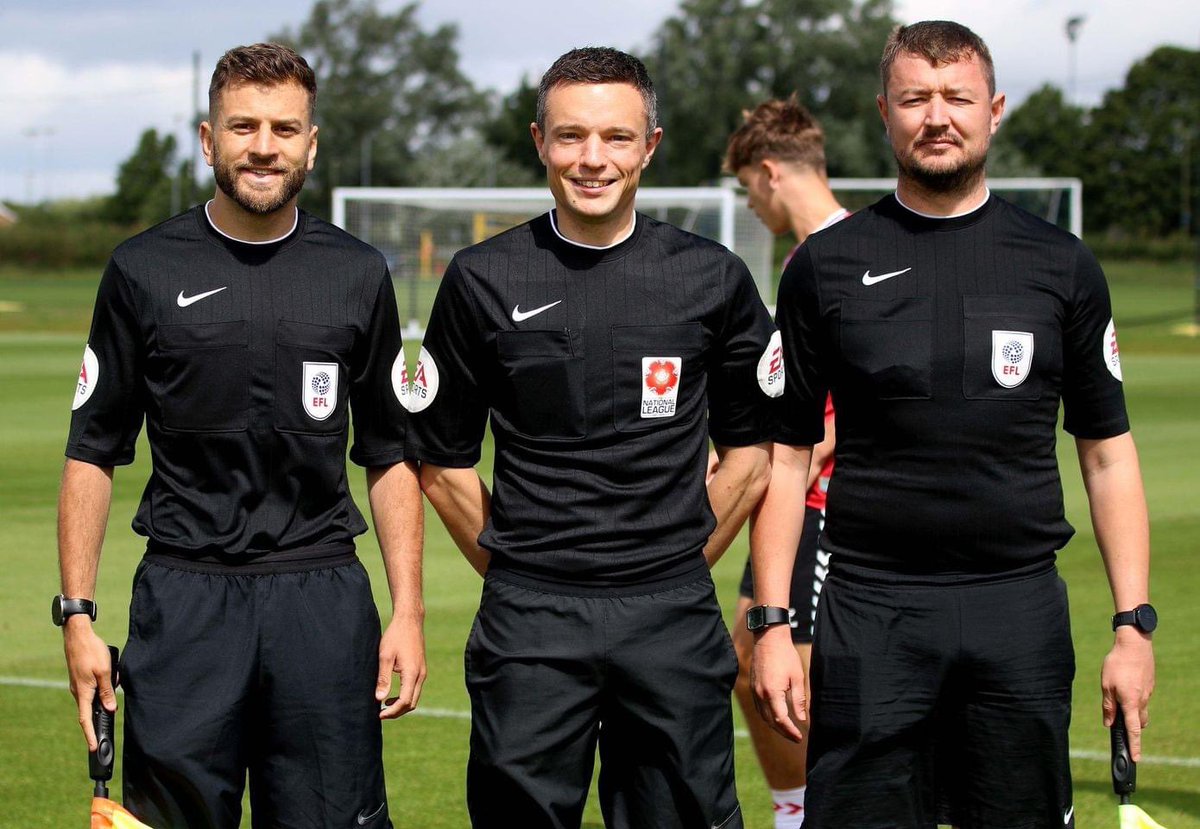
left=1063, top=805, right=1074, bottom=825
left=356, top=802, right=386, bottom=825
left=177, top=287, right=228, bottom=307
left=861, top=268, right=912, bottom=286
left=512, top=300, right=562, bottom=322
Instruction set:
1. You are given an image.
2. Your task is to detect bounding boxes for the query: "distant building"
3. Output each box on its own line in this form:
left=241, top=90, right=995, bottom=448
left=0, top=203, right=16, bottom=228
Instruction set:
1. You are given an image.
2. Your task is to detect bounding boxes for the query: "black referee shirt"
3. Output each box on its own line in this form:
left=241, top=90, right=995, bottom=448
left=66, top=206, right=408, bottom=558
left=410, top=211, right=780, bottom=589
left=776, top=194, right=1129, bottom=576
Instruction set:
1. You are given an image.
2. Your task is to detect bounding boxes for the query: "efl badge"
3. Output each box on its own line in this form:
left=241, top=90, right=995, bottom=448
left=991, top=330, right=1034, bottom=388
left=641, top=356, right=681, bottom=418
left=303, top=361, right=339, bottom=421
left=756, top=330, right=785, bottom=398
left=72, top=344, right=99, bottom=411
left=1103, top=317, right=1123, bottom=381
left=400, top=346, right=439, bottom=413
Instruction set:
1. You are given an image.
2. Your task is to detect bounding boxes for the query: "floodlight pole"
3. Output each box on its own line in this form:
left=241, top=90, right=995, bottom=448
left=1065, top=16, right=1086, bottom=103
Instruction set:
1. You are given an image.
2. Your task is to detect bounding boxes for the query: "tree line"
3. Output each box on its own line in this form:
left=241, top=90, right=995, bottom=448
left=106, top=0, right=1200, bottom=241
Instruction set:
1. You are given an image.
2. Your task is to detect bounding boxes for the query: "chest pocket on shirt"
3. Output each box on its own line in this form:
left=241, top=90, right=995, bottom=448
left=962, top=295, right=1061, bottom=401
left=495, top=329, right=586, bottom=440
left=157, top=321, right=249, bottom=432
left=611, top=323, right=705, bottom=433
left=839, top=298, right=932, bottom=400
left=274, top=321, right=355, bottom=435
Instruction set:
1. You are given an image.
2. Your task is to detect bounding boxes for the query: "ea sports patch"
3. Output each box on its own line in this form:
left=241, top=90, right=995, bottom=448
left=756, top=331, right=785, bottom=398
left=991, top=330, right=1034, bottom=388
left=303, top=362, right=339, bottom=421
left=72, top=344, right=99, bottom=411
left=1103, top=317, right=1123, bottom=381
left=390, top=349, right=409, bottom=406
left=400, top=346, right=439, bottom=413
left=641, top=356, right=681, bottom=418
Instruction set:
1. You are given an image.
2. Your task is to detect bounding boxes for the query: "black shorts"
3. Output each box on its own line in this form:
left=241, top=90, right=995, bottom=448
left=739, top=505, right=827, bottom=643
left=465, top=572, right=743, bottom=829
left=120, top=554, right=391, bottom=829
left=805, top=563, right=1076, bottom=829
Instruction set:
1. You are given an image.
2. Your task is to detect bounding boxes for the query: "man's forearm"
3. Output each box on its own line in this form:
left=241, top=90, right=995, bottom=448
left=748, top=444, right=812, bottom=607
left=367, top=461, right=424, bottom=618
left=419, top=463, right=492, bottom=576
left=1077, top=433, right=1150, bottom=609
left=704, top=442, right=771, bottom=566
left=58, top=459, right=115, bottom=598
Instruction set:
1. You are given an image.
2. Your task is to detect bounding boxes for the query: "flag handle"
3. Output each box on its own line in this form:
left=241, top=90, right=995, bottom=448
left=89, top=645, right=120, bottom=798
left=1111, top=708, right=1136, bottom=805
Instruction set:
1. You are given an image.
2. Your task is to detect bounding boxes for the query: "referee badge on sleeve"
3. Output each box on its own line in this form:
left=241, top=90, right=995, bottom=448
left=1103, top=318, right=1123, bottom=381
left=991, top=330, right=1034, bottom=388
left=303, top=362, right=339, bottom=421
left=641, top=357, right=681, bottom=418
left=72, top=344, right=99, bottom=411
left=756, top=331, right=785, bottom=398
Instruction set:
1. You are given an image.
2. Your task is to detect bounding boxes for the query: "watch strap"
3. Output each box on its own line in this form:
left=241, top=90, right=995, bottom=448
left=747, top=604, right=792, bottom=631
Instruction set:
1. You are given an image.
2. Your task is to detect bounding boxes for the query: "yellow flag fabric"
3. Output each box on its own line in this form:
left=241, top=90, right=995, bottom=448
left=1120, top=803, right=1168, bottom=829
left=90, top=797, right=156, bottom=829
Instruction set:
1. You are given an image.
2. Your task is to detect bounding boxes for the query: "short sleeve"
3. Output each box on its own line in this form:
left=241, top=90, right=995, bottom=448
left=774, top=245, right=827, bottom=447
left=407, top=259, right=489, bottom=467
left=348, top=264, right=409, bottom=467
left=1061, top=244, right=1129, bottom=439
left=65, top=259, right=145, bottom=466
left=706, top=257, right=779, bottom=447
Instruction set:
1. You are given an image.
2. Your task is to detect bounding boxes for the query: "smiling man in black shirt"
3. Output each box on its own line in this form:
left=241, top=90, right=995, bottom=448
left=413, top=47, right=779, bottom=829
left=58, top=44, right=422, bottom=829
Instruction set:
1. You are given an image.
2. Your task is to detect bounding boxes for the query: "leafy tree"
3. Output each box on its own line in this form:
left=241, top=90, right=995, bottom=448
left=1081, top=46, right=1200, bottom=236
left=482, top=78, right=543, bottom=183
left=274, top=0, right=485, bottom=215
left=639, top=0, right=898, bottom=185
left=412, top=136, right=539, bottom=187
left=995, top=84, right=1086, bottom=180
left=107, top=129, right=177, bottom=225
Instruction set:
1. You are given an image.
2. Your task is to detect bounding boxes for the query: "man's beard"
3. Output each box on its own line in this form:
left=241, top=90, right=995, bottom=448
left=213, top=146, right=308, bottom=215
left=895, top=143, right=988, bottom=195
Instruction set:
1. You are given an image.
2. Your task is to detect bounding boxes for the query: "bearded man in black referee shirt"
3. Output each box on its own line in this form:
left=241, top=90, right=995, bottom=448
left=413, top=47, right=778, bottom=829
left=57, top=44, right=422, bottom=829
left=751, top=21, right=1156, bottom=828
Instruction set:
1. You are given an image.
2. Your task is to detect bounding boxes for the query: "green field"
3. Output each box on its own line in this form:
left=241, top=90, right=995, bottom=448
left=1, top=262, right=1198, bottom=828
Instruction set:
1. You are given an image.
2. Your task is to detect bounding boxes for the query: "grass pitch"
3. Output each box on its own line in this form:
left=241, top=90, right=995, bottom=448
left=0, top=261, right=1197, bottom=827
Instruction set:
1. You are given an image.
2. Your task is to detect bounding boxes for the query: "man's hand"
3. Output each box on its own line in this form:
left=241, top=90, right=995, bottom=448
left=63, top=617, right=116, bottom=750
left=1101, top=627, right=1155, bottom=761
left=376, top=614, right=427, bottom=719
left=750, top=625, right=807, bottom=742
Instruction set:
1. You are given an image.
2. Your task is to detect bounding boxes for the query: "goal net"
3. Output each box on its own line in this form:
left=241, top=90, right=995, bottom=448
left=333, top=187, right=773, bottom=338
left=333, top=178, right=1081, bottom=337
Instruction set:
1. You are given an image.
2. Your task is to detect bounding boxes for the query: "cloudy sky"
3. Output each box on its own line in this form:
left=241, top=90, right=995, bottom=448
left=2, top=0, right=1198, bottom=204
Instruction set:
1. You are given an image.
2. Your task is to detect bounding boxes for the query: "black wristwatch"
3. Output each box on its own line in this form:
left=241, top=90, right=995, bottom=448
left=746, top=605, right=793, bottom=632
left=1111, top=603, right=1157, bottom=634
left=51, top=594, right=97, bottom=627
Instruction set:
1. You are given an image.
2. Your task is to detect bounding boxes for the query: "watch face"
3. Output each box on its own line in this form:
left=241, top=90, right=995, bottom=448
left=746, top=606, right=764, bottom=631
left=1136, top=604, right=1158, bottom=633
left=51, top=594, right=65, bottom=626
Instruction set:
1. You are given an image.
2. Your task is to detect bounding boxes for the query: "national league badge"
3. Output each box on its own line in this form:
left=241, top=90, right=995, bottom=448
left=991, top=330, right=1034, bottom=388
left=641, top=356, right=681, bottom=418
left=303, top=361, right=339, bottom=420
left=1103, top=317, right=1123, bottom=381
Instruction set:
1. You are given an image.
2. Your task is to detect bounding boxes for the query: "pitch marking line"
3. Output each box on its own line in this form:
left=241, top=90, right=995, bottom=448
left=6, top=676, right=1197, bottom=769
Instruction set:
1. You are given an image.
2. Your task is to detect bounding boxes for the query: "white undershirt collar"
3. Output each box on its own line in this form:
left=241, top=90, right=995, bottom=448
left=894, top=187, right=991, bottom=220
left=548, top=209, right=636, bottom=250
left=204, top=200, right=298, bottom=245
left=814, top=207, right=850, bottom=233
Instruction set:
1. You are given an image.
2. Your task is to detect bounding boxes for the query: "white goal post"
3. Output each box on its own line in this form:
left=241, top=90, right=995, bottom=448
left=333, top=178, right=1081, bottom=338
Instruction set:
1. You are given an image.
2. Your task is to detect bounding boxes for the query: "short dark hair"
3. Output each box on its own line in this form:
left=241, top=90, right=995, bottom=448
left=880, top=21, right=995, bottom=98
left=209, top=43, right=317, bottom=119
left=723, top=94, right=826, bottom=174
left=536, top=47, right=657, bottom=139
